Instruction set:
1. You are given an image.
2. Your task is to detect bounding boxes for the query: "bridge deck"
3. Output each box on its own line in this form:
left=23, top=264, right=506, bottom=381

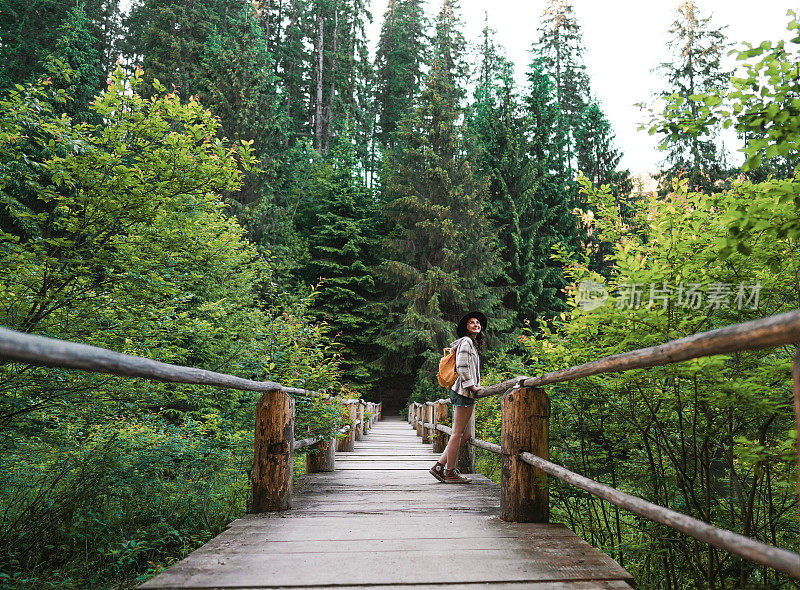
left=141, top=416, right=633, bottom=589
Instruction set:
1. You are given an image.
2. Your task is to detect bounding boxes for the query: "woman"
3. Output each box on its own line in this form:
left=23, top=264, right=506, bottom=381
left=429, top=311, right=486, bottom=484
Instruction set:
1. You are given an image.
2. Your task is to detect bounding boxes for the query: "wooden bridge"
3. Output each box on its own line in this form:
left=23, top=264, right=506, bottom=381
left=141, top=414, right=634, bottom=589
left=3, top=310, right=800, bottom=587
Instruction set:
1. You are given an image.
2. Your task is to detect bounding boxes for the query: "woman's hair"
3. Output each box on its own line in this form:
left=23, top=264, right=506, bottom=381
left=470, top=329, right=485, bottom=348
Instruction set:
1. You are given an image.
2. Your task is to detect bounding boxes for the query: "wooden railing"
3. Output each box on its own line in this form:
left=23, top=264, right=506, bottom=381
left=408, top=309, right=800, bottom=579
left=0, top=326, right=382, bottom=514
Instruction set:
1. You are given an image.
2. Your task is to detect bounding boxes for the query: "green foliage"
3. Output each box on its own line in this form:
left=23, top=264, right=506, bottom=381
left=296, top=132, right=384, bottom=391
left=374, top=0, right=427, bottom=149
left=505, top=174, right=799, bottom=587
left=41, top=3, right=105, bottom=123
left=379, top=0, right=503, bottom=388
left=650, top=1, right=732, bottom=192
left=0, top=0, right=121, bottom=93
left=0, top=70, right=350, bottom=588
left=648, top=10, right=800, bottom=259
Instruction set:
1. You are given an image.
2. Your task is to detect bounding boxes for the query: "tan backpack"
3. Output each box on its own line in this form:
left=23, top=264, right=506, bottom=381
left=436, top=346, right=458, bottom=388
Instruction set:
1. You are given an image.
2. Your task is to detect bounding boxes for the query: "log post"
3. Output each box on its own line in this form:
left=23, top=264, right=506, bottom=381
left=361, top=401, right=368, bottom=435
left=337, top=401, right=357, bottom=452
left=306, top=436, right=336, bottom=472
left=432, top=400, right=448, bottom=454
left=408, top=404, right=413, bottom=425
left=377, top=402, right=382, bottom=420
left=356, top=401, right=365, bottom=441
left=250, top=389, right=294, bottom=513
left=456, top=408, right=475, bottom=473
left=415, top=404, right=423, bottom=437
left=501, top=387, right=550, bottom=523
left=422, top=402, right=433, bottom=444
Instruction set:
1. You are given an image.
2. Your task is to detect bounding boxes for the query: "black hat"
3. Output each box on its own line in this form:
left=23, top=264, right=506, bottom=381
left=456, top=311, right=488, bottom=338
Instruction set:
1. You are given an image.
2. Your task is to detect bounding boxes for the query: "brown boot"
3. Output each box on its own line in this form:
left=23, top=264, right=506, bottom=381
left=444, top=468, right=471, bottom=484
left=429, top=460, right=446, bottom=482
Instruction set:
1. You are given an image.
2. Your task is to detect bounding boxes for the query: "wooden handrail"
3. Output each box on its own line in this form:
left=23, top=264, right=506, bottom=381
left=478, top=309, right=800, bottom=398
left=0, top=326, right=325, bottom=398
left=408, top=309, right=800, bottom=579
left=0, top=324, right=384, bottom=514
left=518, top=451, right=800, bottom=577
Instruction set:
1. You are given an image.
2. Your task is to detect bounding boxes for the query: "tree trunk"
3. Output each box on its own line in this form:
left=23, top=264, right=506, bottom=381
left=315, top=12, right=324, bottom=152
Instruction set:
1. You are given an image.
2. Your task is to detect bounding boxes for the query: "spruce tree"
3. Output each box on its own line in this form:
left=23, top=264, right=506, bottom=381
left=522, top=58, right=583, bottom=321
left=533, top=0, right=590, bottom=171
left=123, top=0, right=237, bottom=97
left=657, top=0, right=730, bottom=191
left=43, top=4, right=105, bottom=123
left=574, top=100, right=633, bottom=273
left=374, top=0, right=427, bottom=149
left=298, top=132, right=381, bottom=390
left=379, top=0, right=502, bottom=388
left=198, top=15, right=284, bottom=208
left=469, top=24, right=539, bottom=330
left=0, top=0, right=120, bottom=91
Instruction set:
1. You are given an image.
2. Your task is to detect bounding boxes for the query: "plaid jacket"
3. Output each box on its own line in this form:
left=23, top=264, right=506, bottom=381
left=450, top=336, right=480, bottom=398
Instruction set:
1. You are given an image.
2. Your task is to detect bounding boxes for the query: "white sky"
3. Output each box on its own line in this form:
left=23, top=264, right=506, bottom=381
left=365, top=1, right=799, bottom=173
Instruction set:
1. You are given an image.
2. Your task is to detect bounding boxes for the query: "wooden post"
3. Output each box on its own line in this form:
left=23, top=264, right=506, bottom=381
left=456, top=408, right=475, bottom=473
left=356, top=401, right=365, bottom=441
left=377, top=402, right=382, bottom=420
left=337, top=401, right=357, bottom=452
left=422, top=402, right=433, bottom=444
left=501, top=387, right=550, bottom=523
left=307, top=436, right=336, bottom=472
left=361, top=401, right=368, bottom=435
left=432, top=400, right=448, bottom=454
left=408, top=404, right=413, bottom=425
left=415, top=404, right=423, bottom=437
left=250, top=389, right=294, bottom=513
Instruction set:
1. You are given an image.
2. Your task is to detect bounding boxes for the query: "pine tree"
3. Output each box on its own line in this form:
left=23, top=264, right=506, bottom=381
left=469, top=23, right=539, bottom=330
left=379, top=0, right=502, bottom=385
left=308, top=0, right=372, bottom=154
left=198, top=14, right=284, bottom=207
left=298, top=132, right=382, bottom=390
left=657, top=0, right=730, bottom=191
left=123, top=0, right=237, bottom=97
left=0, top=0, right=120, bottom=91
left=43, top=4, right=105, bottom=123
left=522, top=58, right=584, bottom=320
left=532, top=0, right=590, bottom=171
left=374, top=0, right=427, bottom=149
left=575, top=101, right=631, bottom=198
left=574, top=100, right=633, bottom=273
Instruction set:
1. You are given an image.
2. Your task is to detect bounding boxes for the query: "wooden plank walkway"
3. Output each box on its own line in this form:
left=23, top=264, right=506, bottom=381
left=141, top=416, right=634, bottom=589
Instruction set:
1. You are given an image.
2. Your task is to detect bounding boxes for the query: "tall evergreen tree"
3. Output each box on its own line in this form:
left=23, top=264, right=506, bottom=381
left=297, top=132, right=382, bottom=390
left=522, top=58, right=584, bottom=320
left=532, top=0, right=590, bottom=171
left=123, top=0, right=238, bottom=96
left=0, top=0, right=120, bottom=91
left=43, top=4, right=105, bottom=123
left=198, top=14, right=285, bottom=208
left=657, top=0, right=730, bottom=191
left=308, top=0, right=372, bottom=154
left=470, top=24, right=539, bottom=331
left=379, top=0, right=502, bottom=389
left=574, top=101, right=633, bottom=272
left=374, top=0, right=427, bottom=149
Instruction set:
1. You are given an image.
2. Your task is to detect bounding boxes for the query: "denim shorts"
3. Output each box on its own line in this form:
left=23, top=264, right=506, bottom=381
left=450, top=390, right=475, bottom=407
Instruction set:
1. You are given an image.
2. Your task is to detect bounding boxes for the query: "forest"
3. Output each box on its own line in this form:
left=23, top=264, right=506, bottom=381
left=1, top=0, right=799, bottom=587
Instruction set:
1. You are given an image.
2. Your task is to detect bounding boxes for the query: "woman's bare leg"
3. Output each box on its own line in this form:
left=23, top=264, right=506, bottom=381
left=438, top=404, right=475, bottom=470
